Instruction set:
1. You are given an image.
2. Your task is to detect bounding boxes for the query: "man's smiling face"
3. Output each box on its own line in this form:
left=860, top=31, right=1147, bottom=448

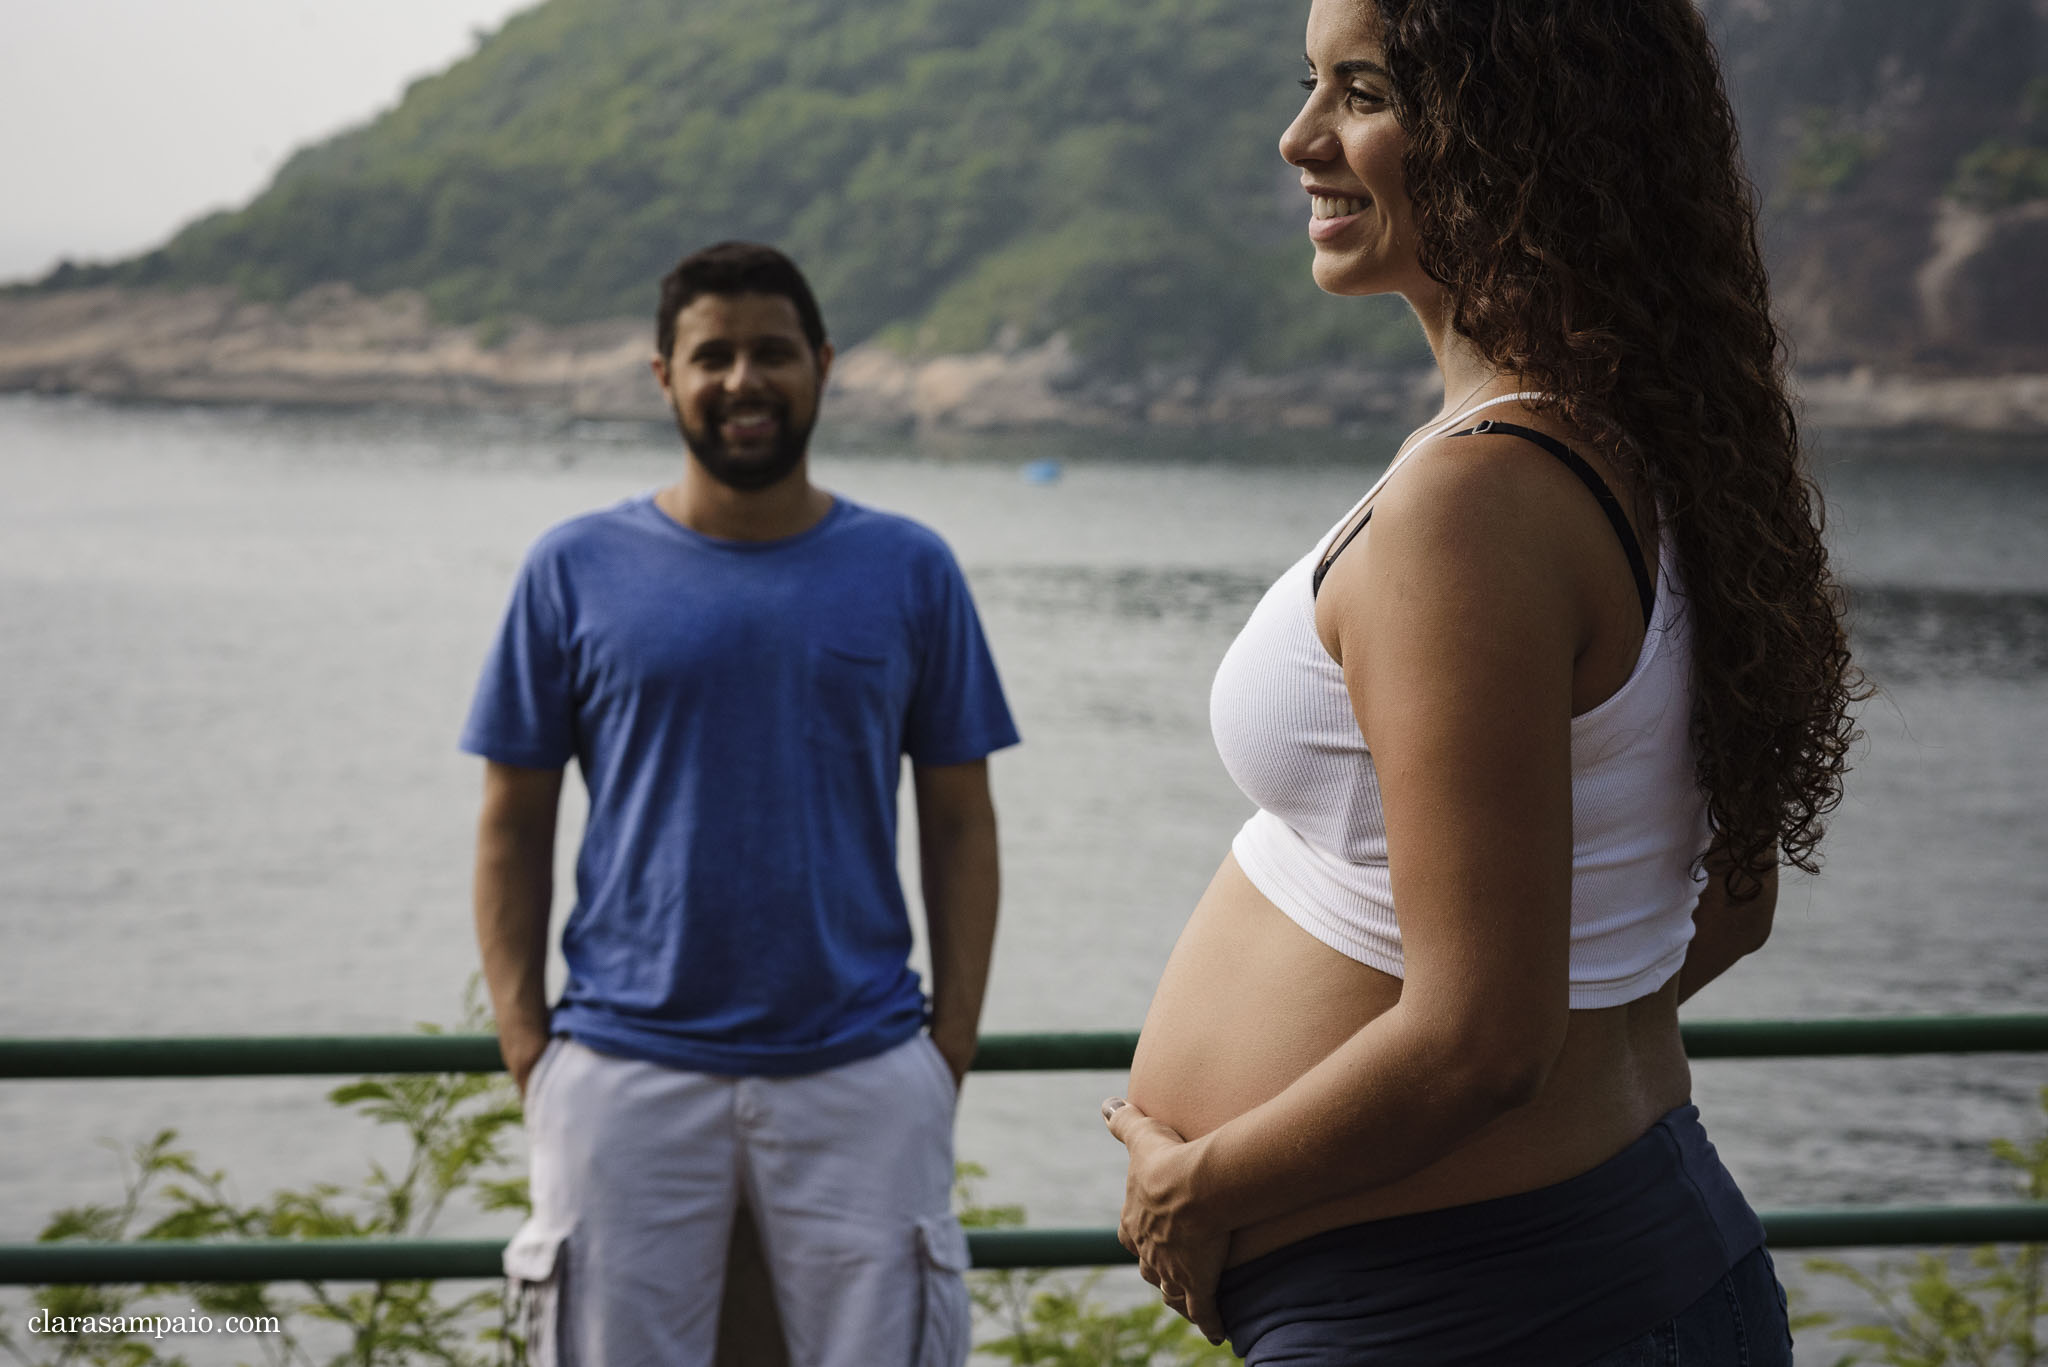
left=655, top=291, right=834, bottom=492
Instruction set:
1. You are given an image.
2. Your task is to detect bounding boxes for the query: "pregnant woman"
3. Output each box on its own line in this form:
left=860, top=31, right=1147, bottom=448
left=1104, top=1, right=1863, bottom=1362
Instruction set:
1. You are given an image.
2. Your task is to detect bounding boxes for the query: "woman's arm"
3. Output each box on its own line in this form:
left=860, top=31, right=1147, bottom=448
left=1676, top=844, right=1778, bottom=1002
left=1109, top=437, right=1618, bottom=1334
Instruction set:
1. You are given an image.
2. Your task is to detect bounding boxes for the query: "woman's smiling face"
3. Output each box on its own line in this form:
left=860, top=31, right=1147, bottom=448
left=1279, top=0, right=1426, bottom=299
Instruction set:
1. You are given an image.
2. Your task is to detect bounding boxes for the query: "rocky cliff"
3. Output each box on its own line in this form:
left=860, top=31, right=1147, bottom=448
left=7, top=0, right=2046, bottom=430
left=7, top=284, right=2045, bottom=433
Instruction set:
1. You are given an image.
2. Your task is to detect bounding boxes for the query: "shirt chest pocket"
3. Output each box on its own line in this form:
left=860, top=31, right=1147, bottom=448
left=807, top=641, right=895, bottom=753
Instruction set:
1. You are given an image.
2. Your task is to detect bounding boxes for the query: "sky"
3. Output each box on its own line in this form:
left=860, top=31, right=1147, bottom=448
left=0, top=0, right=536, bottom=284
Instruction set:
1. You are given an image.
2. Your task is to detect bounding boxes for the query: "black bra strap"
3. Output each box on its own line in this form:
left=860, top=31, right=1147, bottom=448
left=1310, top=419, right=1656, bottom=623
left=1311, top=506, right=1371, bottom=599
left=1449, top=420, right=1655, bottom=624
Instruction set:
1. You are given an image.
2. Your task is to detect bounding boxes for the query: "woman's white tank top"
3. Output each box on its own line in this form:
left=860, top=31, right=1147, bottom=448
left=1209, top=397, right=1711, bottom=1008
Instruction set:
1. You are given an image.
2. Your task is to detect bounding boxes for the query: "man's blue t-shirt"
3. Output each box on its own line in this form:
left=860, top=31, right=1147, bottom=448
left=460, top=494, right=1019, bottom=1076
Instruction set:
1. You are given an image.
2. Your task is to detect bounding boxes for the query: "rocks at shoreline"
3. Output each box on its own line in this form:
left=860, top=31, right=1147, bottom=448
left=3, top=284, right=2045, bottom=435
left=1798, top=367, right=2048, bottom=434
left=0, top=285, right=654, bottom=417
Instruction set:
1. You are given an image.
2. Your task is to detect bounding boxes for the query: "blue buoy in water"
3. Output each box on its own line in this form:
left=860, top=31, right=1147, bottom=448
left=1021, top=458, right=1063, bottom=485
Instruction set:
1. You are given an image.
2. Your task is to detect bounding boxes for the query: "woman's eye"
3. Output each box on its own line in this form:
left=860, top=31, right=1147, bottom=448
left=1299, top=75, right=1384, bottom=108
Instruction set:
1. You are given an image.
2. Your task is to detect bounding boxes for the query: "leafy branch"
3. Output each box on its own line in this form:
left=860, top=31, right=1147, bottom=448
left=1807, top=1085, right=2048, bottom=1367
left=955, top=1162, right=1239, bottom=1366
left=0, top=991, right=528, bottom=1367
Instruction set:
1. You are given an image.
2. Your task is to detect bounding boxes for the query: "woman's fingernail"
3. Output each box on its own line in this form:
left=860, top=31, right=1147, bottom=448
left=1101, top=1097, right=1127, bottom=1120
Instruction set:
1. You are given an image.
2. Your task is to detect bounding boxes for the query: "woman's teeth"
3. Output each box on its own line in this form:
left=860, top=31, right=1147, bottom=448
left=1312, top=195, right=1366, bottom=219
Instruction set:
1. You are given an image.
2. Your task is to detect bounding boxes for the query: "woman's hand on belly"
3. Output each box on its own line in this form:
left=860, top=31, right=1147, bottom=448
left=1103, top=1096, right=1229, bottom=1342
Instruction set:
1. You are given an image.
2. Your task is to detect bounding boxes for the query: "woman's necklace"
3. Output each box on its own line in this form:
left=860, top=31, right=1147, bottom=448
left=1393, top=374, right=1496, bottom=462
left=1439, top=374, right=1495, bottom=424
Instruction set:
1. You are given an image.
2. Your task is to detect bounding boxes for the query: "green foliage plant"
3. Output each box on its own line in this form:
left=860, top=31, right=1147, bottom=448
left=0, top=1010, right=528, bottom=1367
left=1782, top=107, right=1886, bottom=201
left=955, top=1163, right=1240, bottom=1366
left=472, top=316, right=517, bottom=351
left=1947, top=141, right=2048, bottom=210
left=30, top=0, right=1425, bottom=377
left=1946, top=78, right=2048, bottom=210
left=1806, top=1085, right=2048, bottom=1366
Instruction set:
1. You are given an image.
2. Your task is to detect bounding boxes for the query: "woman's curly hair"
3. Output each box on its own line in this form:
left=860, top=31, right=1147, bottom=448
left=1372, top=0, right=1865, bottom=893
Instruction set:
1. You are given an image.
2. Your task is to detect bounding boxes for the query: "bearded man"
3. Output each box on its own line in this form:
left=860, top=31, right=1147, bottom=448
left=462, top=241, right=1016, bottom=1367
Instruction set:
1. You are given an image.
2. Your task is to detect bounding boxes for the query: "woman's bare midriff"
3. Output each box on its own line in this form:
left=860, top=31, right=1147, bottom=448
left=1126, top=853, right=1694, bottom=1267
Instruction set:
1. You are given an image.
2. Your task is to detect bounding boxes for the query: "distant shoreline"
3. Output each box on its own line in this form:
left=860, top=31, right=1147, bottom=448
left=4, top=284, right=2046, bottom=436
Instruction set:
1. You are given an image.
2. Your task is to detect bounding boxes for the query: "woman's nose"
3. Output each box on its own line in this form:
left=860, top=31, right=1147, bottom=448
left=1280, top=100, right=1337, bottom=168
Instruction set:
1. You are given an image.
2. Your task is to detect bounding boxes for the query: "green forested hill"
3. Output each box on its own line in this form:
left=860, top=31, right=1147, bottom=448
left=57, top=0, right=1422, bottom=372
left=36, top=0, right=2048, bottom=374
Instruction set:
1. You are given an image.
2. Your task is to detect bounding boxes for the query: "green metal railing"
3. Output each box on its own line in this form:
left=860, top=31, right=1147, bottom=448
left=3, top=1013, right=2045, bottom=1284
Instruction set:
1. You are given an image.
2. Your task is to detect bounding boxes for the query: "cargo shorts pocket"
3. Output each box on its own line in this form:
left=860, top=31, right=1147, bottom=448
left=918, top=1033, right=961, bottom=1109
left=521, top=1036, right=567, bottom=1120
left=503, top=1225, right=572, bottom=1367
left=912, top=1213, right=972, bottom=1367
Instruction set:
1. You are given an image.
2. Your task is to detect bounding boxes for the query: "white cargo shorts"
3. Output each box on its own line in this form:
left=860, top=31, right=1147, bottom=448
left=504, top=1032, right=971, bottom=1367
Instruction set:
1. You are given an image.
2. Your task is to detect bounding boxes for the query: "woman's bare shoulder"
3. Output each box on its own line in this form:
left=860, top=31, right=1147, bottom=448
left=1321, top=420, right=1603, bottom=614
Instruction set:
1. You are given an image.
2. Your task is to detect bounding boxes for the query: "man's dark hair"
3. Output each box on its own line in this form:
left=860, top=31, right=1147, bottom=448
left=656, top=242, right=828, bottom=362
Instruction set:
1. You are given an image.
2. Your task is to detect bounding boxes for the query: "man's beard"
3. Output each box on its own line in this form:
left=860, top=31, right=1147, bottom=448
left=672, top=393, right=814, bottom=493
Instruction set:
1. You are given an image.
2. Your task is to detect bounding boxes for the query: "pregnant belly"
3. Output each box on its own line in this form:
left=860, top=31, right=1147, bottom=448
left=1127, top=852, right=1694, bottom=1264
left=1127, top=853, right=1403, bottom=1143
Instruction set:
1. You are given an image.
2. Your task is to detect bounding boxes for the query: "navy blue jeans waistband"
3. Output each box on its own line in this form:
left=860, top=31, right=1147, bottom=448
left=1216, top=1103, right=1766, bottom=1366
